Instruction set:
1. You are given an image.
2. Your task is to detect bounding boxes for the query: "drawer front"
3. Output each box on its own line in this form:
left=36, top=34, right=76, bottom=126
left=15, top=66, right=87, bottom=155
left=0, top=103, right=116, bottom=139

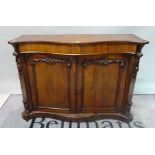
left=78, top=53, right=133, bottom=113
left=25, top=53, right=75, bottom=113
left=18, top=43, right=137, bottom=55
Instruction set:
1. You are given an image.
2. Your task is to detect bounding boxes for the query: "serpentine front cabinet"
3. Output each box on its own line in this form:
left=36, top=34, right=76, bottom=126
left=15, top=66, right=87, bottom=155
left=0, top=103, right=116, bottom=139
left=8, top=34, right=149, bottom=122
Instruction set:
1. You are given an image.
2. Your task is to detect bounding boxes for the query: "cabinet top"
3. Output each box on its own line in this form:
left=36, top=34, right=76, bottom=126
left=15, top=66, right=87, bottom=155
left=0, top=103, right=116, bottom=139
left=8, top=34, right=149, bottom=45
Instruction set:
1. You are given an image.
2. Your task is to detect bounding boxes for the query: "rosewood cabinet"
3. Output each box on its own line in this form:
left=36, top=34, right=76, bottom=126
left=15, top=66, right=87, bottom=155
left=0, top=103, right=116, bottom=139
left=8, top=34, right=149, bottom=122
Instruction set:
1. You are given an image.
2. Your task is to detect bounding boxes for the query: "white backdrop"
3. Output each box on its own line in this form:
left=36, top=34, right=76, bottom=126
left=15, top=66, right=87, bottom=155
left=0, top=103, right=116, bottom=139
left=0, top=26, right=154, bottom=94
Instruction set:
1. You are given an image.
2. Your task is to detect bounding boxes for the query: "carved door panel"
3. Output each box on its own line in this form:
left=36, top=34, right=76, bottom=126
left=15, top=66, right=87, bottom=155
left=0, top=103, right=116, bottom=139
left=26, top=54, right=74, bottom=113
left=79, top=54, right=130, bottom=113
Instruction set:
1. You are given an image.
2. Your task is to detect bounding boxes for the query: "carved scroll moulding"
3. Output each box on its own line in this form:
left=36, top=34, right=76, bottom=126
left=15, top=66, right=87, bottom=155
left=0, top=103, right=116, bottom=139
left=31, top=56, right=71, bottom=69
left=82, top=57, right=125, bottom=67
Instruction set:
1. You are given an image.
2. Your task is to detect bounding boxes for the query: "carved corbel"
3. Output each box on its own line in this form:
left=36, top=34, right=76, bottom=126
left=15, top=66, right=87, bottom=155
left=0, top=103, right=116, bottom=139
left=127, top=45, right=145, bottom=117
left=132, top=45, right=144, bottom=78
left=12, top=45, right=23, bottom=76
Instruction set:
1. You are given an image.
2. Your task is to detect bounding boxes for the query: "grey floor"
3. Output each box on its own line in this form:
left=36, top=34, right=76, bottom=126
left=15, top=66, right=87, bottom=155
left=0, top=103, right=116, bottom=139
left=0, top=94, right=155, bottom=128
left=131, top=94, right=155, bottom=127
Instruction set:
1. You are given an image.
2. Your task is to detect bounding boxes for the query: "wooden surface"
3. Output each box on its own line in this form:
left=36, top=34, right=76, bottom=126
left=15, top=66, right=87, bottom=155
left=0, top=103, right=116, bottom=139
left=9, top=34, right=149, bottom=44
left=9, top=34, right=149, bottom=122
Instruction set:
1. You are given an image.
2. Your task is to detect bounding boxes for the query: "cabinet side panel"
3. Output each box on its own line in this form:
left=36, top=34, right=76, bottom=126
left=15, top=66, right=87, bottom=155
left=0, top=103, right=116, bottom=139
left=123, top=44, right=144, bottom=115
left=16, top=55, right=33, bottom=111
left=17, top=57, right=28, bottom=108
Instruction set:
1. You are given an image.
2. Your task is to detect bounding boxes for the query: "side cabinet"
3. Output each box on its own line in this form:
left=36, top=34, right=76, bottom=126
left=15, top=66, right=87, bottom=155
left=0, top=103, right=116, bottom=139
left=8, top=34, right=148, bottom=122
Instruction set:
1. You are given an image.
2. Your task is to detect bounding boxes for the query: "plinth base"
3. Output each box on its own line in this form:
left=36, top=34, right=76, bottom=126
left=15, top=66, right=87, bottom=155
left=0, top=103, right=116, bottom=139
left=22, top=110, right=133, bottom=123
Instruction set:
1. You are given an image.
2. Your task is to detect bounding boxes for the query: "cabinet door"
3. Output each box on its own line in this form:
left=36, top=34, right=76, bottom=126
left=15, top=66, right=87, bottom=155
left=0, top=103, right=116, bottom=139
left=79, top=54, right=130, bottom=113
left=26, top=54, right=74, bottom=113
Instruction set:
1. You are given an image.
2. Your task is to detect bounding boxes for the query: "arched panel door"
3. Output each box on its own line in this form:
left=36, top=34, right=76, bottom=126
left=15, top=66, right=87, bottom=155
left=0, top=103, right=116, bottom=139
left=26, top=53, right=75, bottom=113
left=79, top=54, right=131, bottom=113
